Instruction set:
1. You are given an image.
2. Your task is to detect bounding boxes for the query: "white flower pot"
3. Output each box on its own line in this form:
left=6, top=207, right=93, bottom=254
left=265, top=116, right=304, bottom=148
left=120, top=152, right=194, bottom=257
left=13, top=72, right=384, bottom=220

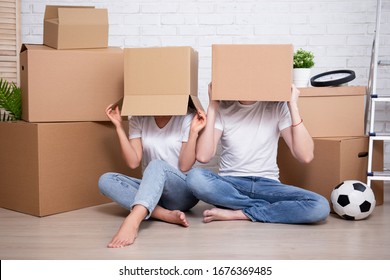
left=293, top=68, right=311, bottom=88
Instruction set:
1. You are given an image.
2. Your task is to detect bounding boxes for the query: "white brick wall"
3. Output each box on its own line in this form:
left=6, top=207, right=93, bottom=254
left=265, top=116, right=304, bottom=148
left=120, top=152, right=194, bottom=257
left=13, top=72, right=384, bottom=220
left=20, top=0, right=390, bottom=168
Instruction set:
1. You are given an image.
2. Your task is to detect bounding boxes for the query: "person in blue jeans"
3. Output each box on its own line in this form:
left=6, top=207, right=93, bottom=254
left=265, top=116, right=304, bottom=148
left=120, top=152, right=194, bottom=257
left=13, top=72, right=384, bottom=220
left=99, top=103, right=206, bottom=248
left=186, top=83, right=330, bottom=224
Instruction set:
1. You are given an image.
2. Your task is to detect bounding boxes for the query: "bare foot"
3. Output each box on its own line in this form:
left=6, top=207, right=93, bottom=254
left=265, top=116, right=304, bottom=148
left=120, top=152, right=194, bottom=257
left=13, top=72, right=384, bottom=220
left=151, top=206, right=189, bottom=227
left=203, top=208, right=250, bottom=223
left=107, top=205, right=147, bottom=248
left=107, top=216, right=139, bottom=248
left=165, top=210, right=189, bottom=227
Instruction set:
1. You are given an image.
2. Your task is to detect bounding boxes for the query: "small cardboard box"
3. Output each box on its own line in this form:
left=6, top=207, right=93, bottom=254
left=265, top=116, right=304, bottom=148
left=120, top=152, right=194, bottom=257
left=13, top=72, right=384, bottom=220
left=20, top=44, right=123, bottom=122
left=43, top=5, right=108, bottom=50
left=0, top=121, right=141, bottom=217
left=121, top=47, right=202, bottom=116
left=277, top=136, right=384, bottom=206
left=212, top=44, right=293, bottom=101
left=298, top=86, right=365, bottom=137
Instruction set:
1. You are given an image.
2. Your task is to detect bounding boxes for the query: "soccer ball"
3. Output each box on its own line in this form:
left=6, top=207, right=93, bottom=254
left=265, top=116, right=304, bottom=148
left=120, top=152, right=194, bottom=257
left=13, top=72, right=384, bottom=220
left=330, top=180, right=376, bottom=220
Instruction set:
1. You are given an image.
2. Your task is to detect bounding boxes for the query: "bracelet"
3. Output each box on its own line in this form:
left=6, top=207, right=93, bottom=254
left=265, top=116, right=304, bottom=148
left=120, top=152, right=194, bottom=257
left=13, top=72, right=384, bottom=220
left=291, top=118, right=303, bottom=127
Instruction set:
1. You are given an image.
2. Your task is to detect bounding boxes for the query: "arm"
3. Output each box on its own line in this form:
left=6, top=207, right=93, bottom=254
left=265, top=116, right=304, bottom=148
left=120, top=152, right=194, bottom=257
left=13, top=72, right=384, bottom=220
left=179, top=110, right=207, bottom=172
left=105, top=104, right=142, bottom=169
left=280, top=84, right=314, bottom=164
left=195, top=83, right=222, bottom=163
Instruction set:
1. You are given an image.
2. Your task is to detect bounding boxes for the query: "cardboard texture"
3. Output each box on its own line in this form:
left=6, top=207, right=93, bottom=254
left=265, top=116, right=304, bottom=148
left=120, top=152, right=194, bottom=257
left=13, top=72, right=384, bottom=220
left=277, top=137, right=384, bottom=207
left=20, top=44, right=123, bottom=122
left=212, top=44, right=293, bottom=101
left=43, top=5, right=108, bottom=49
left=0, top=121, right=141, bottom=217
left=298, top=86, right=366, bottom=137
left=122, top=47, right=202, bottom=116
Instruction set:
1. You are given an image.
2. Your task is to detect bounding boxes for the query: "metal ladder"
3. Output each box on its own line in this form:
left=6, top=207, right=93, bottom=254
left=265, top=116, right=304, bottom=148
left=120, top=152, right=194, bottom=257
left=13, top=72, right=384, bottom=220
left=366, top=0, right=390, bottom=187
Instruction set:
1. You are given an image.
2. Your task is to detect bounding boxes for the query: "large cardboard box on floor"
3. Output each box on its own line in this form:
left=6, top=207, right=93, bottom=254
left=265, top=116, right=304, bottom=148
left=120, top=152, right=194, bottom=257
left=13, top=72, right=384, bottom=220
left=298, top=86, right=365, bottom=137
left=20, top=44, right=123, bottom=122
left=212, top=44, right=293, bottom=101
left=277, top=136, right=384, bottom=207
left=43, top=5, right=108, bottom=49
left=121, top=47, right=202, bottom=116
left=0, top=121, right=141, bottom=217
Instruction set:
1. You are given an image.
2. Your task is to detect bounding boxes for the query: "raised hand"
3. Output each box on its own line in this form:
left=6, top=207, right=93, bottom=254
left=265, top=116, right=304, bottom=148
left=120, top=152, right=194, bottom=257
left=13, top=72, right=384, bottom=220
left=191, top=109, right=207, bottom=135
left=105, top=104, right=123, bottom=128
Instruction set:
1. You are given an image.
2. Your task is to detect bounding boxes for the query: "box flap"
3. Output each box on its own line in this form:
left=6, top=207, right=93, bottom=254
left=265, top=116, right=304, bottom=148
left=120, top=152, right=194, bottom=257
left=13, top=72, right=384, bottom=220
left=212, top=44, right=293, bottom=101
left=124, top=47, right=198, bottom=96
left=189, top=95, right=204, bottom=112
left=21, top=43, right=119, bottom=53
left=20, top=44, right=51, bottom=53
left=121, top=95, right=192, bottom=116
left=44, top=5, right=94, bottom=20
left=299, top=86, right=366, bottom=97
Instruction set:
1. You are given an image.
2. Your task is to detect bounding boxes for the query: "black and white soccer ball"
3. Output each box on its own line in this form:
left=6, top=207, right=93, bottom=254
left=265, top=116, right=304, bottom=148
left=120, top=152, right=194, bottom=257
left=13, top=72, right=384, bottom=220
left=330, top=180, right=376, bottom=220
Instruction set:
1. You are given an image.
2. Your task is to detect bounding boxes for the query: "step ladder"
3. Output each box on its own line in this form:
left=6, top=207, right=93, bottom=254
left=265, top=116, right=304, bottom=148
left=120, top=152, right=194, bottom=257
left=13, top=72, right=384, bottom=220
left=366, top=0, right=390, bottom=187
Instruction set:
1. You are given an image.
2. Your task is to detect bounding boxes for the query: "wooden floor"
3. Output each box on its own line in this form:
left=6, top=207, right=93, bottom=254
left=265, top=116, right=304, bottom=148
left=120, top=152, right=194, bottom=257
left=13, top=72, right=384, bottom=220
left=1, top=186, right=389, bottom=260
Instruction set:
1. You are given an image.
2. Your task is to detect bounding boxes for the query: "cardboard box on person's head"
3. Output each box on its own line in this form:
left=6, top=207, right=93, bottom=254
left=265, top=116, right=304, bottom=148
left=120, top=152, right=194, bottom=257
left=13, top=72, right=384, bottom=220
left=121, top=47, right=203, bottom=116
left=20, top=44, right=123, bottom=122
left=212, top=44, right=293, bottom=101
left=43, top=5, right=108, bottom=50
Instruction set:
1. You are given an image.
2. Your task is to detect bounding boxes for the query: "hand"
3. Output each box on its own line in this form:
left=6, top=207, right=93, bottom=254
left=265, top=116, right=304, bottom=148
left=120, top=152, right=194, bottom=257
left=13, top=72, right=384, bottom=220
left=105, top=104, right=123, bottom=128
left=289, top=84, right=300, bottom=109
left=190, top=109, right=207, bottom=135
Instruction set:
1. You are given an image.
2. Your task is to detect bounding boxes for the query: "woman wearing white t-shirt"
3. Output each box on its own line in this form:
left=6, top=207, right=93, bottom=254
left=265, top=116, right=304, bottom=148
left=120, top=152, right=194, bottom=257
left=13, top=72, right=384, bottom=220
left=186, top=84, right=330, bottom=224
left=99, top=104, right=205, bottom=248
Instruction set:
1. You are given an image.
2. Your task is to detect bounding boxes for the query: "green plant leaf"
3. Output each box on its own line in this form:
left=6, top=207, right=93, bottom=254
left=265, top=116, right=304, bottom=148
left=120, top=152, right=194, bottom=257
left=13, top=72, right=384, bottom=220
left=293, top=48, right=315, bottom=68
left=0, top=78, right=22, bottom=121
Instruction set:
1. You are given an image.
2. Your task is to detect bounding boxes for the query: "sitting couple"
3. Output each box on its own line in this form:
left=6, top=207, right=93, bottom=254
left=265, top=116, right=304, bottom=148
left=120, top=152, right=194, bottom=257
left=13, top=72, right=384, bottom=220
left=98, top=84, right=330, bottom=248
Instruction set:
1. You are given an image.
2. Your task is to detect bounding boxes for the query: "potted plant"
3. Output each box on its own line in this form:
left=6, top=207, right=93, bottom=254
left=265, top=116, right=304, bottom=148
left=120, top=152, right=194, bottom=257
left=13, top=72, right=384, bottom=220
left=293, top=48, right=315, bottom=87
left=0, top=78, right=22, bottom=121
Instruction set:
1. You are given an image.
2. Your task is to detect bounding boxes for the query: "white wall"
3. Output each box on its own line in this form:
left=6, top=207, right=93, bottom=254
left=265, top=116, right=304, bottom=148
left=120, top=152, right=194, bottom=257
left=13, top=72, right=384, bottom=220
left=20, top=0, right=390, bottom=168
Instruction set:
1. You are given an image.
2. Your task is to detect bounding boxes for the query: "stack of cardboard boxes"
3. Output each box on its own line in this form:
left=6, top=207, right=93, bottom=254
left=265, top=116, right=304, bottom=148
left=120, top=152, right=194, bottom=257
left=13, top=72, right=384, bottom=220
left=211, top=44, right=384, bottom=207
left=0, top=6, right=141, bottom=217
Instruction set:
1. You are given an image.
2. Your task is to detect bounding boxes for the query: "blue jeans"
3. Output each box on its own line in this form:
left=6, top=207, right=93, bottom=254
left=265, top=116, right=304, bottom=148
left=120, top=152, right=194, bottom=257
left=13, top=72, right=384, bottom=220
left=98, top=159, right=199, bottom=219
left=186, top=168, right=330, bottom=224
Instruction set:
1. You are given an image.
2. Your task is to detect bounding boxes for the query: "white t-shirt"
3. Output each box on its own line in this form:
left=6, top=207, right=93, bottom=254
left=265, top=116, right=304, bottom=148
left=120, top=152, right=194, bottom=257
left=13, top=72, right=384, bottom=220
left=129, top=114, right=193, bottom=171
left=215, top=101, right=292, bottom=181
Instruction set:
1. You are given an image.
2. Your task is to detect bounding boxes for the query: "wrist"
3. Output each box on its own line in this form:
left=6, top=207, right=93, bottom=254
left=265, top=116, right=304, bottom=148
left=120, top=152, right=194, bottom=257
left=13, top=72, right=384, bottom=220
left=208, top=104, right=219, bottom=116
left=291, top=118, right=303, bottom=127
left=189, top=130, right=199, bottom=139
left=115, top=123, right=124, bottom=131
left=288, top=101, right=299, bottom=112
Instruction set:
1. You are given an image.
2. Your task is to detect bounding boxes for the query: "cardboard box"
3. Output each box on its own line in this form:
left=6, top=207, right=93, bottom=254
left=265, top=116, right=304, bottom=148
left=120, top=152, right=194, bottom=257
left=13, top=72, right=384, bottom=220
left=0, top=121, right=141, bottom=217
left=277, top=136, right=384, bottom=206
left=20, top=44, right=123, bottom=122
left=298, top=86, right=365, bottom=137
left=43, top=5, right=108, bottom=49
left=121, top=47, right=203, bottom=116
left=212, top=44, right=293, bottom=101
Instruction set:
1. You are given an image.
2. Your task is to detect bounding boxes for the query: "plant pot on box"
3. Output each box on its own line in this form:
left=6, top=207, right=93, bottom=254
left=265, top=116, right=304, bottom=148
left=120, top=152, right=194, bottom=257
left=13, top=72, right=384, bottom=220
left=293, top=48, right=314, bottom=88
left=293, top=68, right=312, bottom=88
